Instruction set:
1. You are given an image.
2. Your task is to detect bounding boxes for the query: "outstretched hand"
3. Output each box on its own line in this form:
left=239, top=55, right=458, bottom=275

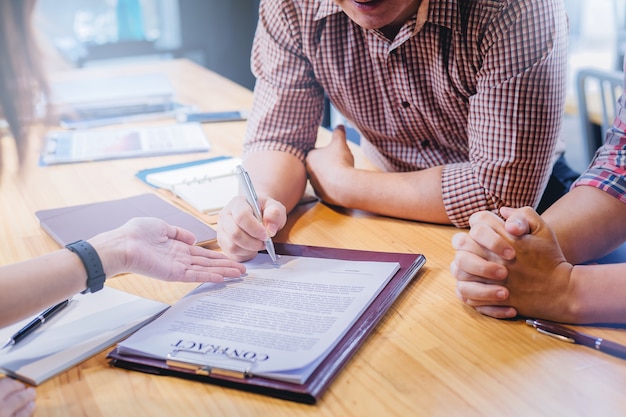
left=90, top=217, right=246, bottom=283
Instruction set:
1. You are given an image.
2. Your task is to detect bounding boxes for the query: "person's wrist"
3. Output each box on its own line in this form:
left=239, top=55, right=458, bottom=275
left=338, top=166, right=361, bottom=208
left=550, top=262, right=578, bottom=322
left=86, top=228, right=127, bottom=278
left=66, top=240, right=106, bottom=293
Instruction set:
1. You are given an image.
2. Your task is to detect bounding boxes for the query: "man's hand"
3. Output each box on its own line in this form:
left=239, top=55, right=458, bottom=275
left=216, top=195, right=286, bottom=262
left=305, top=125, right=355, bottom=206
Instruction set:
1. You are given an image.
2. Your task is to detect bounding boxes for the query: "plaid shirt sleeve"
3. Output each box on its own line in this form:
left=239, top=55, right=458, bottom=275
left=572, top=87, right=626, bottom=204
left=243, top=0, right=325, bottom=161
left=442, top=1, right=568, bottom=227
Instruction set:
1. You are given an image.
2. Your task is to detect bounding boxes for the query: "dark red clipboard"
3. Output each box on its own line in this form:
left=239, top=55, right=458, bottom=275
left=107, top=243, right=426, bottom=404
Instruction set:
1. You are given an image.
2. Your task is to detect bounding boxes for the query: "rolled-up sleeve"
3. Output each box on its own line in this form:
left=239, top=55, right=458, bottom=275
left=442, top=0, right=568, bottom=227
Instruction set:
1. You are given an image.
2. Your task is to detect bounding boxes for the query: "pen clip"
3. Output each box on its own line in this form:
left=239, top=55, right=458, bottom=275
left=526, top=319, right=576, bottom=344
left=536, top=328, right=576, bottom=344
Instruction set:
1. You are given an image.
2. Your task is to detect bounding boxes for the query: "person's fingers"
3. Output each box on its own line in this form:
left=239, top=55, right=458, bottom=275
left=332, top=124, right=346, bottom=141
left=184, top=265, right=246, bottom=283
left=0, top=379, right=36, bottom=417
left=455, top=283, right=517, bottom=319
left=169, top=225, right=197, bottom=245
left=467, top=224, right=515, bottom=260
left=451, top=232, right=494, bottom=259
left=450, top=249, right=508, bottom=282
left=217, top=199, right=266, bottom=260
left=231, top=198, right=270, bottom=242
left=500, top=206, right=534, bottom=237
left=189, top=245, right=229, bottom=259
left=259, top=198, right=286, bottom=237
left=187, top=253, right=246, bottom=275
left=506, top=206, right=545, bottom=234
left=455, top=281, right=509, bottom=303
left=474, top=305, right=518, bottom=319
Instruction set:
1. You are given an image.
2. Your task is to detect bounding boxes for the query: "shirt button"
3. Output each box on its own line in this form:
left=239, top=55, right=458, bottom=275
left=401, top=101, right=411, bottom=108
left=421, top=140, right=430, bottom=148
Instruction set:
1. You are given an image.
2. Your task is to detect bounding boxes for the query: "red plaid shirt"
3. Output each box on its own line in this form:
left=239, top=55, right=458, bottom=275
left=244, top=0, right=568, bottom=226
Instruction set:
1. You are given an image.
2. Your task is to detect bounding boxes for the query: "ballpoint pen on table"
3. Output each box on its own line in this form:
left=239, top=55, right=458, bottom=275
left=0, top=299, right=71, bottom=351
left=526, top=319, right=626, bottom=360
left=235, top=165, right=278, bottom=264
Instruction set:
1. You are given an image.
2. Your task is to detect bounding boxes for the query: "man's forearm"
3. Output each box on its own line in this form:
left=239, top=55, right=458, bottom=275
left=336, top=165, right=451, bottom=224
left=243, top=150, right=308, bottom=212
left=543, top=186, right=626, bottom=264
left=567, top=263, right=626, bottom=323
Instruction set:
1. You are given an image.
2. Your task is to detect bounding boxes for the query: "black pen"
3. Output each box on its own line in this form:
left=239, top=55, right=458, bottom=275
left=1, top=299, right=71, bottom=350
left=526, top=319, right=626, bottom=360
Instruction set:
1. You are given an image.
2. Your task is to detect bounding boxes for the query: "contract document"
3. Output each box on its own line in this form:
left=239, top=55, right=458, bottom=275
left=116, top=253, right=400, bottom=384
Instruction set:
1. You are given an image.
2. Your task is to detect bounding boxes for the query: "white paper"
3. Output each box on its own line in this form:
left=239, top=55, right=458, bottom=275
left=0, top=287, right=169, bottom=385
left=117, top=253, right=400, bottom=384
left=172, top=176, right=239, bottom=214
left=40, top=123, right=209, bottom=165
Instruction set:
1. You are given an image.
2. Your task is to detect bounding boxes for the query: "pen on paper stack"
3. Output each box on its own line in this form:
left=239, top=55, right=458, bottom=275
left=235, top=165, right=278, bottom=264
left=1, top=299, right=71, bottom=351
left=526, top=319, right=626, bottom=360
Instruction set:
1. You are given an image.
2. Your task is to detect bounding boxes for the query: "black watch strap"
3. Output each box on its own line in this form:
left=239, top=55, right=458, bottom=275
left=66, top=240, right=106, bottom=294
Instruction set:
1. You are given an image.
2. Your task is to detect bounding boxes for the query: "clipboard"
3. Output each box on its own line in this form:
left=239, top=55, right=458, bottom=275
left=108, top=243, right=426, bottom=404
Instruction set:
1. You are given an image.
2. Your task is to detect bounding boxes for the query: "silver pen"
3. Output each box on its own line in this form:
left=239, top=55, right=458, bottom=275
left=235, top=165, right=278, bottom=263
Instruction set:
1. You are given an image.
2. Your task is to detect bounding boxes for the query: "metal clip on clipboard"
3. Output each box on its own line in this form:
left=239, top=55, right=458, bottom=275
left=165, top=346, right=256, bottom=379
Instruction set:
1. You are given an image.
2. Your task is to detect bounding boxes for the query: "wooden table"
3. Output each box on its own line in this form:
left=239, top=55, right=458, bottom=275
left=2, top=59, right=626, bottom=417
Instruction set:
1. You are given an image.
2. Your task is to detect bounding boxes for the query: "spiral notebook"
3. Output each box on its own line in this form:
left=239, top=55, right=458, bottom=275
left=136, top=156, right=241, bottom=215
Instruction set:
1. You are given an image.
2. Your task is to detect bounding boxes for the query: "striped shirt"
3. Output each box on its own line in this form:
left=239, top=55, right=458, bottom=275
left=573, top=75, right=626, bottom=204
left=244, top=0, right=568, bottom=227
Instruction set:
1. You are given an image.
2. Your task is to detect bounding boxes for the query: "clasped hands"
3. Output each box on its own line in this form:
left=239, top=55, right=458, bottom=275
left=450, top=206, right=575, bottom=322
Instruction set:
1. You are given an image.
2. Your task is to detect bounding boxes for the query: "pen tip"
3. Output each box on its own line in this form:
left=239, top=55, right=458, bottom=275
left=525, top=319, right=538, bottom=327
left=0, top=339, right=14, bottom=351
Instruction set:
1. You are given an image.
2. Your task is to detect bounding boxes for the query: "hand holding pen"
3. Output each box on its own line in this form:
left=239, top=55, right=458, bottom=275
left=527, top=319, right=626, bottom=360
left=235, top=165, right=278, bottom=264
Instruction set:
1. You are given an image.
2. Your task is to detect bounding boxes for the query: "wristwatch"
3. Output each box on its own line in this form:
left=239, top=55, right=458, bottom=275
left=65, top=240, right=106, bottom=294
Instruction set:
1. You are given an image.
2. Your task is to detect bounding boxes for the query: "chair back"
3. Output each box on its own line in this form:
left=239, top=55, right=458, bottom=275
left=576, top=67, right=624, bottom=164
